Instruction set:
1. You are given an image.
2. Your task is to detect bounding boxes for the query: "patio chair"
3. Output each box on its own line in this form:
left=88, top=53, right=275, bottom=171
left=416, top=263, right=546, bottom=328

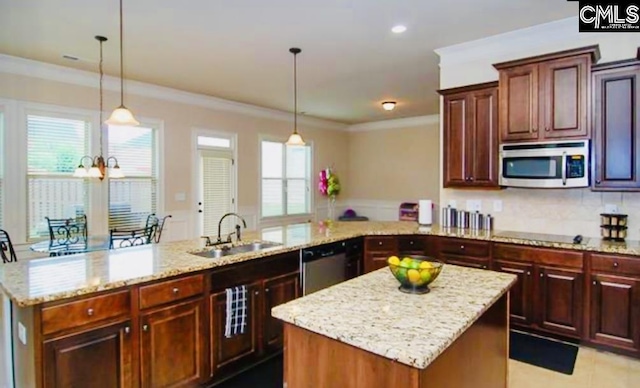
left=0, top=229, right=17, bottom=263
left=45, top=215, right=88, bottom=247
left=145, top=213, right=172, bottom=243
left=109, top=226, right=155, bottom=249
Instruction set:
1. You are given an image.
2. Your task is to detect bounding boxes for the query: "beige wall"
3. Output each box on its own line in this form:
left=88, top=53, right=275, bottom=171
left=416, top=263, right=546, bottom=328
left=347, top=121, right=440, bottom=205
left=0, top=71, right=350, bottom=237
left=437, top=19, right=640, bottom=240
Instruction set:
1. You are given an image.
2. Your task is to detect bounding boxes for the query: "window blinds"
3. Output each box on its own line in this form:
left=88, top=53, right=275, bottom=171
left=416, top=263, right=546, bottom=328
left=261, top=141, right=310, bottom=217
left=201, top=150, right=233, bottom=236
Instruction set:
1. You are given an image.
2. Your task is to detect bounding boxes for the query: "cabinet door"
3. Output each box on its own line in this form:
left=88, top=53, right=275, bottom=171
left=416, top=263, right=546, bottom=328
left=363, top=252, right=394, bottom=273
left=590, top=274, right=640, bottom=353
left=592, top=65, right=640, bottom=190
left=43, top=321, right=132, bottom=388
left=140, top=299, right=205, bottom=388
left=539, top=55, right=590, bottom=139
left=467, top=86, right=499, bottom=186
left=210, top=283, right=260, bottom=378
left=263, top=272, right=300, bottom=353
left=537, top=266, right=583, bottom=337
left=493, top=260, right=534, bottom=327
left=443, top=93, right=469, bottom=186
left=499, top=64, right=539, bottom=142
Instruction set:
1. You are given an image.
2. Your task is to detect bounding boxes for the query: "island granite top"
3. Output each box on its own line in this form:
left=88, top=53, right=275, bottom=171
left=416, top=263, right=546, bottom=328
left=271, top=265, right=517, bottom=369
left=1, top=221, right=638, bottom=306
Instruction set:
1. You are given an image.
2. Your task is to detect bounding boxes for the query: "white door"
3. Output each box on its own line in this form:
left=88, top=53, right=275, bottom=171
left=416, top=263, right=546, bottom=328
left=195, top=132, right=237, bottom=240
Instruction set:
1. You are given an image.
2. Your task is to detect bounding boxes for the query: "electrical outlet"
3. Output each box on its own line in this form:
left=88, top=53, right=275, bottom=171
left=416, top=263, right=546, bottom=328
left=493, top=200, right=503, bottom=213
left=604, top=204, right=619, bottom=214
left=448, top=200, right=457, bottom=208
left=466, top=200, right=482, bottom=212
left=18, top=322, right=27, bottom=345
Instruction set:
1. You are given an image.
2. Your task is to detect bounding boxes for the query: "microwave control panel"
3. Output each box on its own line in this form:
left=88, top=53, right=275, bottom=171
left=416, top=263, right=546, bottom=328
left=567, top=155, right=585, bottom=178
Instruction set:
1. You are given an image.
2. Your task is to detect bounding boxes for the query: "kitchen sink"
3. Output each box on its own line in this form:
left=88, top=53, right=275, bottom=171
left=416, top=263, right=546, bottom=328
left=191, top=241, right=282, bottom=259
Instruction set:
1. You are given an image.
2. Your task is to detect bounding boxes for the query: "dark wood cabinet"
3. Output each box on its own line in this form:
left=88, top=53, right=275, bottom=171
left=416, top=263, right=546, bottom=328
left=440, top=82, right=499, bottom=188
left=493, top=259, right=534, bottom=326
left=43, top=321, right=132, bottom=388
left=495, top=46, right=599, bottom=142
left=592, top=61, right=640, bottom=190
left=262, top=272, right=300, bottom=354
left=589, top=253, right=640, bottom=356
left=140, top=299, right=205, bottom=388
left=397, top=235, right=433, bottom=256
left=210, top=282, right=261, bottom=377
left=537, top=266, right=584, bottom=337
left=492, top=243, right=584, bottom=338
left=436, top=237, right=490, bottom=270
left=364, top=236, right=398, bottom=273
left=345, top=238, right=364, bottom=279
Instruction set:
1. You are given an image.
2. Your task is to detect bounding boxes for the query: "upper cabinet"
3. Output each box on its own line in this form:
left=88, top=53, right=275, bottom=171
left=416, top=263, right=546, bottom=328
left=439, top=82, right=499, bottom=188
left=494, top=46, right=600, bottom=143
left=592, top=60, right=640, bottom=191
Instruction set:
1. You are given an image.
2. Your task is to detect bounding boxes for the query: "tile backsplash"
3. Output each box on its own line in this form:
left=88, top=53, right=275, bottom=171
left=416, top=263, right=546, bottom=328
left=442, top=188, right=640, bottom=241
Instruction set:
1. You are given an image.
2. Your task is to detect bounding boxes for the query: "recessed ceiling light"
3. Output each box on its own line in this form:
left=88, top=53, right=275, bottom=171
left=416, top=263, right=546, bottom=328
left=382, top=101, right=396, bottom=111
left=391, top=25, right=407, bottom=34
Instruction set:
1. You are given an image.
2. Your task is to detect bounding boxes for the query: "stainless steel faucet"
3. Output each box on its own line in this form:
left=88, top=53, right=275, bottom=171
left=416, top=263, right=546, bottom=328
left=217, top=213, right=247, bottom=244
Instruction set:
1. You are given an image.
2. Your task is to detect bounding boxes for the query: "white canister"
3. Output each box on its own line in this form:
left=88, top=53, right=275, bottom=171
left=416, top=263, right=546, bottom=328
left=418, top=200, right=433, bottom=225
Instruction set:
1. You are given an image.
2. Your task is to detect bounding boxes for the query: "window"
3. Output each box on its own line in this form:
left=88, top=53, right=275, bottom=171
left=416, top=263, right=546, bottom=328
left=27, top=114, right=90, bottom=239
left=261, top=140, right=311, bottom=218
left=108, top=125, right=158, bottom=230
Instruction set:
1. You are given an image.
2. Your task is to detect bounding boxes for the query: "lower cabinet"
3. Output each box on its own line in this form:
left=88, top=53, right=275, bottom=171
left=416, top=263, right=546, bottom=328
left=493, top=259, right=534, bottom=326
left=262, top=272, right=300, bottom=354
left=364, top=236, right=397, bottom=273
left=538, top=266, right=584, bottom=337
left=43, top=321, right=133, bottom=388
left=436, top=237, right=491, bottom=270
left=140, top=299, right=206, bottom=388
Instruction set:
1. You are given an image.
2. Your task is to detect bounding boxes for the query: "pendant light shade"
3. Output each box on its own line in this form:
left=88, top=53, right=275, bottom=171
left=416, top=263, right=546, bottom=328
left=286, top=47, right=305, bottom=146
left=107, top=0, right=139, bottom=126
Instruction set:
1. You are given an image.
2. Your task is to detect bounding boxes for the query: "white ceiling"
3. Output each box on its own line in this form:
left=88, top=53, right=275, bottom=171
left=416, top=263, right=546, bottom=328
left=0, top=0, right=577, bottom=124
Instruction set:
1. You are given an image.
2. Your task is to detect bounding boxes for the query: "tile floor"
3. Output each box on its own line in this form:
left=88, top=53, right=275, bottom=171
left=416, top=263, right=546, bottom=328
left=509, top=346, right=640, bottom=388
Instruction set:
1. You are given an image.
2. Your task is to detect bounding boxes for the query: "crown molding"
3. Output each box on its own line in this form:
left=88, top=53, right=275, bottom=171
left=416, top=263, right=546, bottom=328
left=0, top=53, right=348, bottom=131
left=346, top=114, right=439, bottom=132
left=434, top=17, right=581, bottom=66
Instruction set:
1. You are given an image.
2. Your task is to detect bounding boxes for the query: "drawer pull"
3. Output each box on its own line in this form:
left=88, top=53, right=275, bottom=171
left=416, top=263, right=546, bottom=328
left=410, top=241, right=414, bottom=245
left=124, top=326, right=130, bottom=334
left=143, top=324, right=149, bottom=332
left=254, top=291, right=259, bottom=296
left=460, top=245, right=465, bottom=250
left=378, top=241, right=383, bottom=246
left=87, top=308, right=94, bottom=316
left=172, top=287, right=179, bottom=294
left=613, top=262, right=619, bottom=268
left=526, top=271, right=531, bottom=276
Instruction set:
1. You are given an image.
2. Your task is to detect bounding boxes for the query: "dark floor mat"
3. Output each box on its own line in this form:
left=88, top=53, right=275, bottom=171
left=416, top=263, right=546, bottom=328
left=510, top=330, right=579, bottom=375
left=214, top=355, right=283, bottom=388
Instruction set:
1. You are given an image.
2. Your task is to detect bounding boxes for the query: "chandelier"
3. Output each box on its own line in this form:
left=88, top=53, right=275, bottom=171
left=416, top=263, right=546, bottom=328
left=285, top=47, right=305, bottom=146
left=73, top=36, right=124, bottom=180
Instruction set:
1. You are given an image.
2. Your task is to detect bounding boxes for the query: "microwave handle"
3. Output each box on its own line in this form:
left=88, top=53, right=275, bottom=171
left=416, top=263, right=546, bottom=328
left=561, top=151, right=567, bottom=186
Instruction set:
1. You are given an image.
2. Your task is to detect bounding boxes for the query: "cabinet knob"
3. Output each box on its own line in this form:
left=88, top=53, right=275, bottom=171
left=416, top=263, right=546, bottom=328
left=469, top=177, right=474, bottom=182
left=593, top=281, right=597, bottom=285
left=409, top=241, right=414, bottom=245
left=460, top=245, right=465, bottom=250
left=482, top=265, right=487, bottom=269
left=143, top=324, right=149, bottom=332
left=124, top=326, right=130, bottom=334
left=532, top=128, right=538, bottom=133
left=545, top=127, right=550, bottom=132
left=613, top=262, right=619, bottom=268
left=87, top=308, right=94, bottom=316
left=378, top=241, right=383, bottom=246
left=265, top=288, right=270, bottom=293
left=540, top=273, right=544, bottom=278
left=527, top=271, right=531, bottom=276
left=172, top=287, right=179, bottom=294
left=254, top=291, right=259, bottom=296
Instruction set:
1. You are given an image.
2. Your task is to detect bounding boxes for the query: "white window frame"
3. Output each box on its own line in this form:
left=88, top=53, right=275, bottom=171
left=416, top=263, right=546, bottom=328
left=258, top=135, right=313, bottom=225
left=191, top=128, right=238, bottom=238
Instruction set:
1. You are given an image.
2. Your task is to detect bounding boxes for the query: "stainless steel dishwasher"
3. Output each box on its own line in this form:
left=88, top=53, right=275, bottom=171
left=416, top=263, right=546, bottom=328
left=301, top=241, right=348, bottom=295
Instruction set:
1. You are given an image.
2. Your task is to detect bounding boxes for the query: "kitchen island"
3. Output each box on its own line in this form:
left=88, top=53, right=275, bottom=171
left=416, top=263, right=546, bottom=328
left=272, top=265, right=517, bottom=388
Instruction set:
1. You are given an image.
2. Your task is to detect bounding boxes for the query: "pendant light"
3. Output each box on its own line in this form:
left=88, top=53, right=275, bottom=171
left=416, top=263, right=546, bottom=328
left=106, top=0, right=139, bottom=126
left=286, top=47, right=305, bottom=146
left=73, top=36, right=124, bottom=180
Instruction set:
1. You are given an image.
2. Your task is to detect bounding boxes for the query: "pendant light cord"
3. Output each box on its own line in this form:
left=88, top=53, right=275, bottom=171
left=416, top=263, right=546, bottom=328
left=293, top=51, right=297, bottom=134
left=119, top=0, right=124, bottom=106
left=98, top=36, right=105, bottom=157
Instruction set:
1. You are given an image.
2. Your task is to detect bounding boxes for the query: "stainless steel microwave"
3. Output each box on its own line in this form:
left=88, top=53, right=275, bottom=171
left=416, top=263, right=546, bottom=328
left=499, top=140, right=589, bottom=188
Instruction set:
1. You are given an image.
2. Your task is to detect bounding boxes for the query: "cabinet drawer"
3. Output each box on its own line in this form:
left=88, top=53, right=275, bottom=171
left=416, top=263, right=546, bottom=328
left=591, top=254, right=640, bottom=276
left=493, top=243, right=583, bottom=268
left=42, top=290, right=130, bottom=335
left=365, top=236, right=397, bottom=252
left=438, top=238, right=489, bottom=257
left=397, top=236, right=428, bottom=253
left=139, top=274, right=204, bottom=310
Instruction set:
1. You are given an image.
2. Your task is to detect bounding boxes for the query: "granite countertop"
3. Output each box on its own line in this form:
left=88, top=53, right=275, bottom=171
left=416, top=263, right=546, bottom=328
left=1, top=221, right=639, bottom=307
left=271, top=265, right=517, bottom=369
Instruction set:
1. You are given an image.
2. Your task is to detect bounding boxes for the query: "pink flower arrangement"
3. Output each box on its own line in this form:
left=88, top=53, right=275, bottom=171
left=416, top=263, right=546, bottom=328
left=318, top=168, right=340, bottom=198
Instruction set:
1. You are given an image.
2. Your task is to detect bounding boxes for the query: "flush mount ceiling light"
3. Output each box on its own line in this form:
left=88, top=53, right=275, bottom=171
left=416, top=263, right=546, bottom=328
left=382, top=101, right=397, bottom=111
left=391, top=25, right=407, bottom=34
left=286, top=47, right=305, bottom=146
left=73, top=36, right=124, bottom=181
left=106, top=0, right=139, bottom=126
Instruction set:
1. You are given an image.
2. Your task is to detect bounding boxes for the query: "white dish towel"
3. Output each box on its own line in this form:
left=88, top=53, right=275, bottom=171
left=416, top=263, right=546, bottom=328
left=225, top=285, right=248, bottom=338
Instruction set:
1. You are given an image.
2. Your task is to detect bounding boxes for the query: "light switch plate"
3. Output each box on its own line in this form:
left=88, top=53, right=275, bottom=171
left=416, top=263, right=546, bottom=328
left=604, top=204, right=619, bottom=214
left=18, top=322, right=26, bottom=345
left=493, top=200, right=503, bottom=213
left=466, top=200, right=482, bottom=212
